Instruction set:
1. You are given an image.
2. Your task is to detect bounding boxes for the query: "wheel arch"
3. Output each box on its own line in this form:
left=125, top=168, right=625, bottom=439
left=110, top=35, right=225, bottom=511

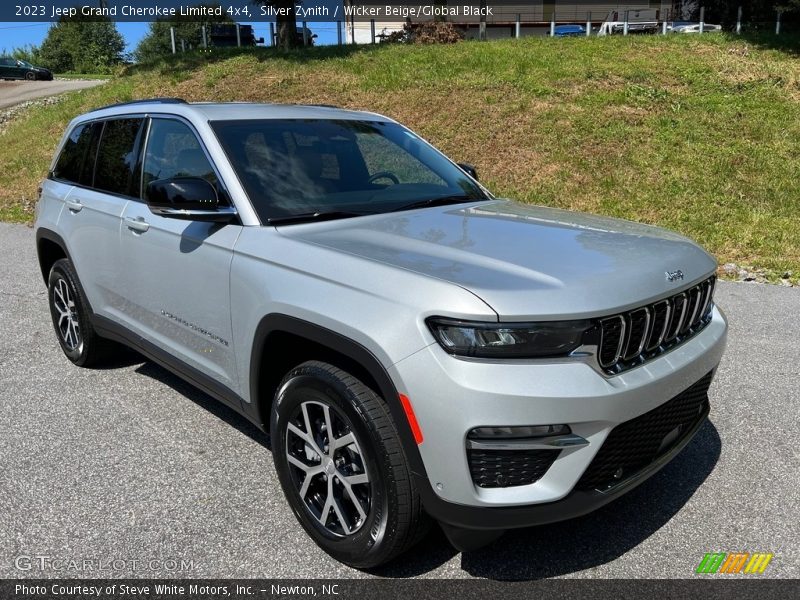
left=249, top=314, right=429, bottom=480
left=36, top=228, right=70, bottom=285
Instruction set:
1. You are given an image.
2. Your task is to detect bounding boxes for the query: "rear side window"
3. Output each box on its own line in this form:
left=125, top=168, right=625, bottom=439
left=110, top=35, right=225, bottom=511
left=52, top=122, right=100, bottom=185
left=94, top=118, right=144, bottom=196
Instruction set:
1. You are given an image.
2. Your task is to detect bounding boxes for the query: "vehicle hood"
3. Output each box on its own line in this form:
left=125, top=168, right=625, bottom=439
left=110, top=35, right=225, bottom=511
left=277, top=200, right=717, bottom=320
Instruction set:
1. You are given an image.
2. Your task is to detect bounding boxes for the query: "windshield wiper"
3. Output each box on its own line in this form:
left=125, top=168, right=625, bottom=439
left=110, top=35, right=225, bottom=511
left=268, top=210, right=369, bottom=225
left=392, top=195, right=481, bottom=213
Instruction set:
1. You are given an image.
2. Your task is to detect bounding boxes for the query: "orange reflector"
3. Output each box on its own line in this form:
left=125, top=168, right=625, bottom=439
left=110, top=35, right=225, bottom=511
left=399, top=394, right=423, bottom=445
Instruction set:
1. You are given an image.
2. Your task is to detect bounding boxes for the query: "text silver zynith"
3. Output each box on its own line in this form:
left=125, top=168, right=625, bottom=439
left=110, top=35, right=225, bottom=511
left=35, top=99, right=727, bottom=568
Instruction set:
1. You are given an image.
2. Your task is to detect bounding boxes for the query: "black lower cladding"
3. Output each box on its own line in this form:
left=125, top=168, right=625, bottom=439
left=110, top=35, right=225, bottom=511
left=468, top=448, right=560, bottom=488
left=576, top=371, right=714, bottom=491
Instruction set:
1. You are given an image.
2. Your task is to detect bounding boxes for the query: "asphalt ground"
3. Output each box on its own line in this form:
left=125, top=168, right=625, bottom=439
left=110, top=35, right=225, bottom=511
left=0, top=80, right=106, bottom=110
left=0, top=222, right=797, bottom=579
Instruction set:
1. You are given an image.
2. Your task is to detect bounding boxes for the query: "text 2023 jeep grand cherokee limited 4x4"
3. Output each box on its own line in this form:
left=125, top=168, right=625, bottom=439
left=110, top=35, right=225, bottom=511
left=35, top=99, right=727, bottom=568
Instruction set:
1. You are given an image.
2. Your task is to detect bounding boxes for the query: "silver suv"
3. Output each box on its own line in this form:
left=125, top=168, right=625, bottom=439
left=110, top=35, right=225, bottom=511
left=35, top=99, right=727, bottom=568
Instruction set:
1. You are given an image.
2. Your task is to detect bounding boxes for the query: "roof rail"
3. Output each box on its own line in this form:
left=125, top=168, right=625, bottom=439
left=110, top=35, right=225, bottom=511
left=96, top=98, right=188, bottom=111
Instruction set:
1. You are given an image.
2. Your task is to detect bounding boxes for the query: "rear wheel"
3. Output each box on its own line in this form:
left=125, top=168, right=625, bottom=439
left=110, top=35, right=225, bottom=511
left=47, top=258, right=120, bottom=367
left=271, top=361, right=429, bottom=568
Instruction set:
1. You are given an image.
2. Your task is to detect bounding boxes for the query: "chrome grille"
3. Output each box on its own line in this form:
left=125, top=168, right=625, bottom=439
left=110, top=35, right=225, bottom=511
left=623, top=308, right=650, bottom=361
left=598, top=276, right=716, bottom=374
left=598, top=315, right=625, bottom=368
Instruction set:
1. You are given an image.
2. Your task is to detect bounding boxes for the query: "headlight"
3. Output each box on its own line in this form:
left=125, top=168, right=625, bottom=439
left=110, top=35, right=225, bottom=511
left=426, top=317, right=593, bottom=359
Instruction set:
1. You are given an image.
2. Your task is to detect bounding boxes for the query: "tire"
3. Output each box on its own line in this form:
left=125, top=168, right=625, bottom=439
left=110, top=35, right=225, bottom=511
left=47, top=258, right=119, bottom=367
left=25, top=71, right=35, bottom=81
left=271, top=361, right=429, bottom=568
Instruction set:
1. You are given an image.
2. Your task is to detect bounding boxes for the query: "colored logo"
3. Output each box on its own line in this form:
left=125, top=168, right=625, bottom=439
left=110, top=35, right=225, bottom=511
left=696, top=552, right=774, bottom=574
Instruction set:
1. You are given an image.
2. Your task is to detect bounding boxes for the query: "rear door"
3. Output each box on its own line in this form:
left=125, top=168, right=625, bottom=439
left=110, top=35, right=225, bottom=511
left=52, top=118, right=144, bottom=317
left=117, top=116, right=241, bottom=391
left=0, top=58, right=12, bottom=78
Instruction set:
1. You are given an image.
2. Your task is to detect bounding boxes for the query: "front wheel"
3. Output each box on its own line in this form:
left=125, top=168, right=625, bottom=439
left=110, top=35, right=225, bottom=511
left=25, top=71, right=36, bottom=81
left=271, top=361, right=429, bottom=568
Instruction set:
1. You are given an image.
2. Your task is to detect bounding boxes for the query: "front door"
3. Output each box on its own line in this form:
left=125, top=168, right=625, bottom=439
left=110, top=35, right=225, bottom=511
left=117, top=117, right=242, bottom=391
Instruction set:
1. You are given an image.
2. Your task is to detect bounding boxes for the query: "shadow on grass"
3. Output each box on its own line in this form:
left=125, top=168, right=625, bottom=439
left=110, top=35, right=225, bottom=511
left=737, top=31, right=800, bottom=55
left=130, top=353, right=721, bottom=579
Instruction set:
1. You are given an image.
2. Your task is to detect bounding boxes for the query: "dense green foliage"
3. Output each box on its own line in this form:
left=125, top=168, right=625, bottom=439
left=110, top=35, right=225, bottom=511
left=36, top=17, right=124, bottom=74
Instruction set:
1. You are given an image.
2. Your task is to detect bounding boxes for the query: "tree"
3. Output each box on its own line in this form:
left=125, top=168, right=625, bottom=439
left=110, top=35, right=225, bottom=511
left=252, top=1, right=300, bottom=50
left=38, top=15, right=123, bottom=74
left=134, top=5, right=233, bottom=63
left=678, top=0, right=800, bottom=24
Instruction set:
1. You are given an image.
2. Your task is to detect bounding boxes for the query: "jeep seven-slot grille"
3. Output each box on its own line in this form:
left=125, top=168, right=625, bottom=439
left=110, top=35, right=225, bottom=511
left=598, top=276, right=715, bottom=374
left=576, top=371, right=714, bottom=491
left=467, top=448, right=560, bottom=488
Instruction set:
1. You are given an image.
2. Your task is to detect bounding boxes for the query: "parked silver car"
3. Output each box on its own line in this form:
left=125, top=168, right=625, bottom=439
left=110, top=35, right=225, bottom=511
left=35, top=99, right=727, bottom=567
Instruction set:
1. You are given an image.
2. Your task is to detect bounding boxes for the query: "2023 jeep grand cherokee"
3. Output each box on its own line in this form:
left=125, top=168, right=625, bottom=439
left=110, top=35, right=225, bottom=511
left=35, top=99, right=727, bottom=568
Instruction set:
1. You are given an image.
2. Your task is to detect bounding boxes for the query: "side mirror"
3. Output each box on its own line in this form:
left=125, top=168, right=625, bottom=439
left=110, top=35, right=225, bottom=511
left=146, top=177, right=236, bottom=223
left=457, top=162, right=478, bottom=181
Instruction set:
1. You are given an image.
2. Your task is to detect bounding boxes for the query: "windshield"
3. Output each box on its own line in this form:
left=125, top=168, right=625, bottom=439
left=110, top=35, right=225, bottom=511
left=211, top=119, right=488, bottom=223
left=18, top=60, right=33, bottom=68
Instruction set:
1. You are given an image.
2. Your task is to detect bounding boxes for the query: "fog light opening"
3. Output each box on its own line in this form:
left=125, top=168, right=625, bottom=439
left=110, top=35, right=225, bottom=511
left=468, top=424, right=572, bottom=440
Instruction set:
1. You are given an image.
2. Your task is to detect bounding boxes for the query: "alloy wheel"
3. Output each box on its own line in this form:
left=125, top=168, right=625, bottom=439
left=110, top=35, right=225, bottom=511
left=285, top=400, right=371, bottom=537
left=53, top=278, right=82, bottom=352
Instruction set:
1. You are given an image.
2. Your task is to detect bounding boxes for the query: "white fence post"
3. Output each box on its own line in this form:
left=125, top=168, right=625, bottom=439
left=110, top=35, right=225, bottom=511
left=736, top=6, right=742, bottom=34
left=699, top=7, right=705, bottom=34
left=202, top=25, right=207, bottom=48
left=586, top=12, right=591, bottom=36
left=236, top=24, right=241, bottom=47
left=623, top=11, right=629, bottom=35
left=516, top=14, right=521, bottom=39
left=776, top=11, right=782, bottom=35
left=170, top=27, right=176, bottom=54
left=550, top=13, right=555, bottom=37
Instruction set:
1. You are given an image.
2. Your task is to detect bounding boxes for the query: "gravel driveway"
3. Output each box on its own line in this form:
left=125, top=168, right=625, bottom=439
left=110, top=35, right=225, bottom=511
left=0, top=80, right=105, bottom=110
left=0, top=222, right=797, bottom=579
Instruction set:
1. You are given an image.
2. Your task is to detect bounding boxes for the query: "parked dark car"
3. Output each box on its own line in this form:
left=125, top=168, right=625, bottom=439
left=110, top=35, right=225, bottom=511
left=0, top=57, right=53, bottom=81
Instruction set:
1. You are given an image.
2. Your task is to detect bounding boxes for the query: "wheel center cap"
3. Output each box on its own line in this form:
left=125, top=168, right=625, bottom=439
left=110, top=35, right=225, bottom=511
left=323, top=458, right=336, bottom=475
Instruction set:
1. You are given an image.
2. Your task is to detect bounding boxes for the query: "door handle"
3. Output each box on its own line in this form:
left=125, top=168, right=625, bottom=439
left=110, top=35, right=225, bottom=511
left=65, top=199, right=83, bottom=212
left=125, top=217, right=150, bottom=233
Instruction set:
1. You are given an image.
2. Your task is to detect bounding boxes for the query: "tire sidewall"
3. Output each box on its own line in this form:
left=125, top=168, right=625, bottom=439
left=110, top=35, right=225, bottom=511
left=271, top=369, right=393, bottom=567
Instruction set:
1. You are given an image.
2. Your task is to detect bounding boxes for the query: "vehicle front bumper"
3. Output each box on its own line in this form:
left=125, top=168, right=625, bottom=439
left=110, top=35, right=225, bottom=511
left=389, top=305, right=727, bottom=529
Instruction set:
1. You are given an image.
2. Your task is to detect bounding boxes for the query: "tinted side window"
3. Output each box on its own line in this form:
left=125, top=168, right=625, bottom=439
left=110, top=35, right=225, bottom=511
left=142, top=119, right=223, bottom=202
left=53, top=122, right=98, bottom=184
left=94, top=118, right=144, bottom=196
